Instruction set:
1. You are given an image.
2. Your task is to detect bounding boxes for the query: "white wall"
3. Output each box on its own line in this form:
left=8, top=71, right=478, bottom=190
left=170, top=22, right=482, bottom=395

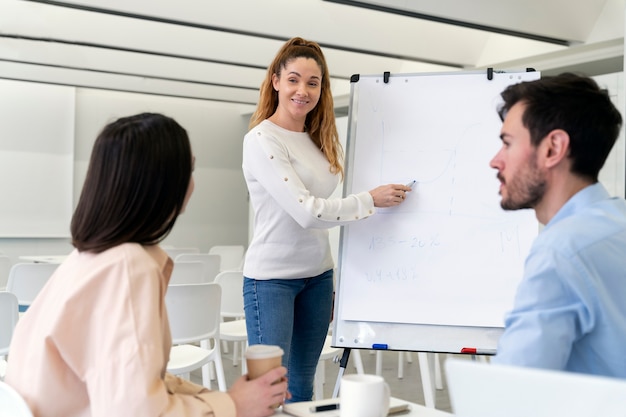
left=0, top=83, right=254, bottom=265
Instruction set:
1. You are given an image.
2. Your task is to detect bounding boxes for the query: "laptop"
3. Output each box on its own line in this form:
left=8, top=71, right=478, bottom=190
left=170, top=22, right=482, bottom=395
left=445, top=358, right=626, bottom=417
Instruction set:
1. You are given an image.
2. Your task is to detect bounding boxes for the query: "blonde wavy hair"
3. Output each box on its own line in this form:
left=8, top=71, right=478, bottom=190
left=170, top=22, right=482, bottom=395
left=249, top=37, right=344, bottom=179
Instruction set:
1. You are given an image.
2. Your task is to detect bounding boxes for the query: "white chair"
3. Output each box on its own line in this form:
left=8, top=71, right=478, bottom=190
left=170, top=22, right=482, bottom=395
left=0, top=292, right=19, bottom=380
left=208, top=245, right=245, bottom=271
left=163, top=246, right=200, bottom=259
left=214, top=271, right=248, bottom=373
left=0, top=256, right=11, bottom=291
left=219, top=319, right=248, bottom=374
left=165, top=283, right=226, bottom=391
left=175, top=253, right=221, bottom=283
left=0, top=380, right=33, bottom=417
left=7, top=263, right=58, bottom=311
left=169, top=261, right=205, bottom=284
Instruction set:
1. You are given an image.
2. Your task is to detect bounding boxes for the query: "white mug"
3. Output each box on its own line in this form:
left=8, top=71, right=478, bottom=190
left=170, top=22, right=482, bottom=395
left=340, top=374, right=390, bottom=417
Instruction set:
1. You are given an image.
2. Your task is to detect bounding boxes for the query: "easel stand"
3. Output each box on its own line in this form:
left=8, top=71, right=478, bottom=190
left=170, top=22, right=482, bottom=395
left=332, top=347, right=351, bottom=398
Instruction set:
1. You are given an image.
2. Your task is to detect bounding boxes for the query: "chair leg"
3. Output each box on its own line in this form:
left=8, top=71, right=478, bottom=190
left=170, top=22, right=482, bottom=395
left=213, top=355, right=227, bottom=392
left=201, top=363, right=212, bottom=390
left=241, top=341, right=248, bottom=375
left=418, top=352, right=437, bottom=408
left=375, top=351, right=383, bottom=376
left=398, top=351, right=414, bottom=379
left=351, top=349, right=364, bottom=374
left=434, top=353, right=443, bottom=390
left=314, top=360, right=325, bottom=400
left=233, top=341, right=239, bottom=367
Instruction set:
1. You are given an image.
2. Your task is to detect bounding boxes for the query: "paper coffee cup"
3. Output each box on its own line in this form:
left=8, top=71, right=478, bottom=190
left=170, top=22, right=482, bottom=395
left=245, top=344, right=284, bottom=380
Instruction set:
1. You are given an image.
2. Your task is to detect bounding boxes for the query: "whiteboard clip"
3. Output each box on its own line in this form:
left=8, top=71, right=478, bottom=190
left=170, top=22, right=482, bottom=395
left=486, top=68, right=508, bottom=80
left=383, top=71, right=390, bottom=83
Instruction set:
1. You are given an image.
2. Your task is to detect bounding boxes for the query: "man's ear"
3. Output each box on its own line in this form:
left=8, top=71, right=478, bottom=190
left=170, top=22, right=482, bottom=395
left=543, top=129, right=570, bottom=169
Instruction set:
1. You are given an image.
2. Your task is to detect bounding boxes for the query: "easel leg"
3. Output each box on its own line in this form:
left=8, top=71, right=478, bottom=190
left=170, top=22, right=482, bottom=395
left=332, top=348, right=351, bottom=398
left=418, top=352, right=437, bottom=408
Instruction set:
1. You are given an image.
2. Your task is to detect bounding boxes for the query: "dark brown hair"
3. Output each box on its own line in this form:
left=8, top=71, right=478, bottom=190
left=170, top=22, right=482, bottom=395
left=71, top=113, right=193, bottom=253
left=498, top=72, right=622, bottom=181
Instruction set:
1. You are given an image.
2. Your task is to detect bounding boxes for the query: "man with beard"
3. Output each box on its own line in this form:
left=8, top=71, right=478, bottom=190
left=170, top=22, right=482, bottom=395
left=489, top=73, right=626, bottom=378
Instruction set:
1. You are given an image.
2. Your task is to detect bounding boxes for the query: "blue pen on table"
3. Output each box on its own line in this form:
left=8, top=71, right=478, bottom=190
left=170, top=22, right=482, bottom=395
left=372, top=343, right=388, bottom=350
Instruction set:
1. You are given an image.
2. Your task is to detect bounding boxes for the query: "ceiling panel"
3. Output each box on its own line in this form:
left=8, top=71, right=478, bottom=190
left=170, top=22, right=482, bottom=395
left=339, top=0, right=609, bottom=42
left=0, top=0, right=623, bottom=106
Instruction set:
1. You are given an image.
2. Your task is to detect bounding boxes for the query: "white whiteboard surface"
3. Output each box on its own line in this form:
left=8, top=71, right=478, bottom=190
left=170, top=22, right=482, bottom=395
left=0, top=79, right=75, bottom=237
left=333, top=70, right=540, bottom=353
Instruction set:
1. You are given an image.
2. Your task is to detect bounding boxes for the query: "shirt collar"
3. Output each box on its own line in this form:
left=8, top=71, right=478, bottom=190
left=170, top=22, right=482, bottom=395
left=545, top=182, right=610, bottom=230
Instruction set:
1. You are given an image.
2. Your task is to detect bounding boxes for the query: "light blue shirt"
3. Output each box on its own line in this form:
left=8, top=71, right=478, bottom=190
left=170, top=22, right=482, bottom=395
left=493, top=183, right=626, bottom=378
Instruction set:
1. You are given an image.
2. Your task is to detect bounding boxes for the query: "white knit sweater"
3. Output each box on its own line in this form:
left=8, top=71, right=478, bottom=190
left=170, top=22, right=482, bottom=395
left=242, top=120, right=375, bottom=279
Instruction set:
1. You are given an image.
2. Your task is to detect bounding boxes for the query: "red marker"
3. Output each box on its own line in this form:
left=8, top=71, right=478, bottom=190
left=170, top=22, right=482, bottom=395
left=460, top=347, right=497, bottom=355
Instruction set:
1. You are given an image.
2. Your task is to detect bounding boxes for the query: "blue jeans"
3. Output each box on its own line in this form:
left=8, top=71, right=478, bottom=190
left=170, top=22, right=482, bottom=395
left=243, top=269, right=334, bottom=403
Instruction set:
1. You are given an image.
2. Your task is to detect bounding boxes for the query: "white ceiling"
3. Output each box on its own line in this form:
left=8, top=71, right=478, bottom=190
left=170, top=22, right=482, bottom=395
left=0, top=0, right=623, bottom=113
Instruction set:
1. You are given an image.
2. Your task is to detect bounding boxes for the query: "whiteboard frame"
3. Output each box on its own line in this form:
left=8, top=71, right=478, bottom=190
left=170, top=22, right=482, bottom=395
left=332, top=70, right=540, bottom=354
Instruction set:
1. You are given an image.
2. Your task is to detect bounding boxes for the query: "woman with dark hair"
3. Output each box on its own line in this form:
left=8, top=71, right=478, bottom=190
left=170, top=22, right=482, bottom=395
left=242, top=37, right=411, bottom=402
left=6, top=113, right=287, bottom=417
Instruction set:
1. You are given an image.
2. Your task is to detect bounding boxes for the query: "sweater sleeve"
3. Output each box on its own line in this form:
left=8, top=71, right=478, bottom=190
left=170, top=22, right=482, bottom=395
left=243, top=130, right=375, bottom=229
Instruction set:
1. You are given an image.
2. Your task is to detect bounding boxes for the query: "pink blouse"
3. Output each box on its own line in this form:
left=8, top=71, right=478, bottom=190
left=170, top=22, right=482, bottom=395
left=5, top=243, right=235, bottom=417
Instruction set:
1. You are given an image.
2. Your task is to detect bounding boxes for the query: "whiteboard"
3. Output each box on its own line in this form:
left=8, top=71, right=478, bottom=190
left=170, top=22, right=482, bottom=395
left=332, top=70, right=540, bottom=353
left=0, top=79, right=75, bottom=237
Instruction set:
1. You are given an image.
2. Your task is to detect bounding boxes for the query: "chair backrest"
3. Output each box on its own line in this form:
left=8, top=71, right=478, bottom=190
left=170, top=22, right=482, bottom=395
left=0, top=256, right=11, bottom=291
left=0, top=380, right=33, bottom=417
left=174, top=253, right=221, bottom=283
left=214, top=271, right=244, bottom=319
left=165, top=283, right=222, bottom=345
left=446, top=359, right=626, bottom=417
left=0, top=292, right=18, bottom=356
left=169, top=261, right=205, bottom=285
left=6, top=263, right=58, bottom=308
left=163, top=247, right=200, bottom=259
left=208, top=245, right=245, bottom=271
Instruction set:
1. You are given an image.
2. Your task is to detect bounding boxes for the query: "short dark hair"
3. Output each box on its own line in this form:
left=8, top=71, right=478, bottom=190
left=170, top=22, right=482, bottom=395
left=71, top=113, right=193, bottom=253
left=497, top=72, right=622, bottom=181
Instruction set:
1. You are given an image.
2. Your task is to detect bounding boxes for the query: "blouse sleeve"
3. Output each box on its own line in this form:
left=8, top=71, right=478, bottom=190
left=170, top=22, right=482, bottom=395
left=243, top=131, right=375, bottom=229
left=69, top=250, right=237, bottom=417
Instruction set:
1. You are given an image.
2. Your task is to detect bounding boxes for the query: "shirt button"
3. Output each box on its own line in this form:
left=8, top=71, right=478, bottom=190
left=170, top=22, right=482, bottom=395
left=317, top=214, right=322, bottom=218
left=284, top=177, right=288, bottom=181
left=269, top=155, right=274, bottom=159
left=299, top=198, right=303, bottom=203
left=337, top=216, right=340, bottom=220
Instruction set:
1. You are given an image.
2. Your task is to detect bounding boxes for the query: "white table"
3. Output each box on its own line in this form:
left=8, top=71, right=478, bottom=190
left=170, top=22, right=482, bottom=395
left=277, top=398, right=454, bottom=417
left=19, top=255, right=67, bottom=264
